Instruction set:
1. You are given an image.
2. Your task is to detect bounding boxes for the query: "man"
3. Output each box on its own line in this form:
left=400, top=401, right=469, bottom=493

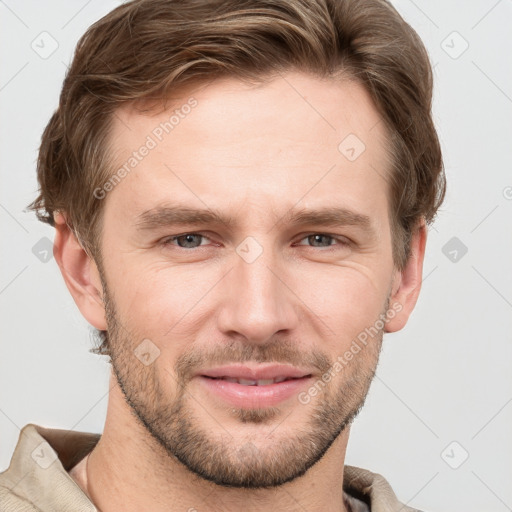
left=0, top=0, right=445, bottom=510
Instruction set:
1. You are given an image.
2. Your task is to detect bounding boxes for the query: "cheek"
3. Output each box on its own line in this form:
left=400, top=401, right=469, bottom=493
left=109, top=259, right=220, bottom=340
left=294, top=264, right=389, bottom=343
left=105, top=244, right=392, bottom=356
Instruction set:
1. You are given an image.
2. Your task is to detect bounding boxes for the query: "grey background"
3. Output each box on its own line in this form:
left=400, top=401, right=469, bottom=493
left=1, top=1, right=511, bottom=510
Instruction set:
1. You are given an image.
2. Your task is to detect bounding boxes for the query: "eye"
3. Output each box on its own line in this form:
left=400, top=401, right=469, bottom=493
left=164, top=233, right=211, bottom=249
left=295, top=233, right=350, bottom=248
left=161, top=232, right=350, bottom=251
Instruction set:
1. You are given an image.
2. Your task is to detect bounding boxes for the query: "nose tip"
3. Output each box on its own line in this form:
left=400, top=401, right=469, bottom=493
left=216, top=256, right=299, bottom=344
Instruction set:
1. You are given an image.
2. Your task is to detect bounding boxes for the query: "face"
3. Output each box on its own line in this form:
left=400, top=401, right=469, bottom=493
left=96, top=71, right=399, bottom=488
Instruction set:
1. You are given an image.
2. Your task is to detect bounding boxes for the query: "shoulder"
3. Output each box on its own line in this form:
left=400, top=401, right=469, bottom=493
left=344, top=465, right=426, bottom=512
left=0, top=485, right=40, bottom=512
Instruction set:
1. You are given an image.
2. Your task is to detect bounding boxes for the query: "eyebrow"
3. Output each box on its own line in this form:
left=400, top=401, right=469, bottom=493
left=135, top=205, right=376, bottom=238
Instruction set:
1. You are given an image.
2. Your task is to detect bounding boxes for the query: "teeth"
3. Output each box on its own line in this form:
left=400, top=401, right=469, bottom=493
left=238, top=378, right=257, bottom=386
left=257, top=379, right=275, bottom=386
left=218, top=376, right=292, bottom=386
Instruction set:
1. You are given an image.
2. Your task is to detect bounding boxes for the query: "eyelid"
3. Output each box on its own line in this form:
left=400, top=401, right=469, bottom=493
left=161, top=231, right=352, bottom=249
left=294, top=233, right=352, bottom=247
left=162, top=232, right=213, bottom=246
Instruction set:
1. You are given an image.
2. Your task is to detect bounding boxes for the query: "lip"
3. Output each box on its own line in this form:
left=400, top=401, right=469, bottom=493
left=198, top=364, right=312, bottom=381
left=195, top=364, right=313, bottom=409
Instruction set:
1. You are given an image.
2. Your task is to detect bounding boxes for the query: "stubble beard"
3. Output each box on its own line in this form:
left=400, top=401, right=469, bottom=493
left=101, top=281, right=385, bottom=489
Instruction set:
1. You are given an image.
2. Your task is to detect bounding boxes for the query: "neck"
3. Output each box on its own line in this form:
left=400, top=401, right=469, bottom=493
left=80, top=373, right=351, bottom=512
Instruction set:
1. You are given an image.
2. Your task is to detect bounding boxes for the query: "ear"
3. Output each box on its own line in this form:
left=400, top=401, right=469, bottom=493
left=53, top=212, right=107, bottom=330
left=384, top=220, right=427, bottom=333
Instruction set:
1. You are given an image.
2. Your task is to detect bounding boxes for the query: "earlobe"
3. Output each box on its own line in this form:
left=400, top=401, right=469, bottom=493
left=384, top=220, right=427, bottom=333
left=53, top=212, right=107, bottom=330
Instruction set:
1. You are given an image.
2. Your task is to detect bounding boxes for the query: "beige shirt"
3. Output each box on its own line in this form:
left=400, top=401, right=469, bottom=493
left=0, top=423, right=422, bottom=511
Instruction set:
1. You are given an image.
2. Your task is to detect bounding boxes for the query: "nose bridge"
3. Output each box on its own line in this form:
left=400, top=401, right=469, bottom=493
left=216, top=237, right=298, bottom=342
left=237, top=242, right=280, bottom=306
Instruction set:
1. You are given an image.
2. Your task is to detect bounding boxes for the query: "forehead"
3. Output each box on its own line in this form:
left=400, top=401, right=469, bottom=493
left=104, top=72, right=392, bottom=227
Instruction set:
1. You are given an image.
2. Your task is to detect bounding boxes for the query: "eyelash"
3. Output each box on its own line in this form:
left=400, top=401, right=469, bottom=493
left=161, top=232, right=351, bottom=250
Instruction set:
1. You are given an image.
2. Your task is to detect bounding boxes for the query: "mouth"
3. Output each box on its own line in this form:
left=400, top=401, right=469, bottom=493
left=202, top=375, right=309, bottom=386
left=198, top=363, right=312, bottom=381
left=196, top=365, right=314, bottom=408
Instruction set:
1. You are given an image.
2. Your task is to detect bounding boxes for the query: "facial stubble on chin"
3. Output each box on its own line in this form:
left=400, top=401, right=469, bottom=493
left=100, top=277, right=385, bottom=489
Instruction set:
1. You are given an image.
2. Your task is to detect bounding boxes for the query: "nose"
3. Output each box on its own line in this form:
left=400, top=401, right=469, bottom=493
left=216, top=244, right=299, bottom=344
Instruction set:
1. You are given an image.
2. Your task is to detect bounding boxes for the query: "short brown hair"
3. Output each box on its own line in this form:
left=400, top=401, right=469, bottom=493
left=30, top=0, right=445, bottom=273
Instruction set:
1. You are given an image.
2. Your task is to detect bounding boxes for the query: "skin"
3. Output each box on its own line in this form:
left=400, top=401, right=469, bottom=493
left=55, top=71, right=426, bottom=512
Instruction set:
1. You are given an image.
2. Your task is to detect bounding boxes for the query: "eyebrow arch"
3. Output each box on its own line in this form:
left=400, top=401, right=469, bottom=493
left=278, top=207, right=373, bottom=233
left=135, top=205, right=376, bottom=239
left=135, top=206, right=236, bottom=231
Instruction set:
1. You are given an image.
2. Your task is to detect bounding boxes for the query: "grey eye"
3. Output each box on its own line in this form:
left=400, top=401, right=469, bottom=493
left=302, top=234, right=335, bottom=247
left=173, top=234, right=205, bottom=248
